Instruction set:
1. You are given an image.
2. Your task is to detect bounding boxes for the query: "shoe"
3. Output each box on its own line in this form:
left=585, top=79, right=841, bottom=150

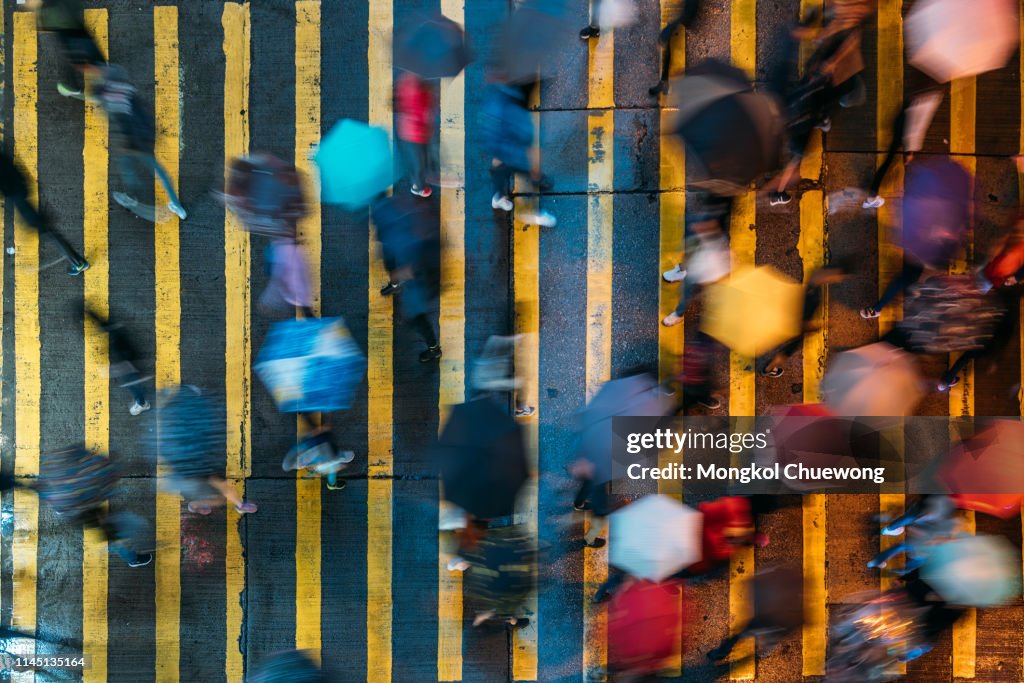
left=515, top=405, right=536, bottom=418
left=760, top=367, right=784, bottom=378
left=649, top=81, right=667, bottom=97
left=662, top=265, right=687, bottom=283
left=168, top=202, right=187, bottom=220
left=129, top=401, right=151, bottom=416
left=522, top=210, right=557, bottom=227
left=235, top=501, right=258, bottom=514
left=68, top=261, right=90, bottom=277
left=491, top=194, right=513, bottom=212
left=584, top=537, right=607, bottom=549
left=815, top=117, right=832, bottom=133
left=937, top=377, right=960, bottom=392
left=573, top=501, right=592, bottom=512
left=580, top=26, right=599, bottom=40
left=447, top=557, right=471, bottom=572
left=881, top=525, right=905, bottom=537
left=860, top=306, right=881, bottom=319
left=326, top=474, right=346, bottom=491
left=662, top=311, right=684, bottom=327
left=419, top=345, right=442, bottom=363
left=507, top=617, right=530, bottom=630
left=536, top=175, right=555, bottom=192
left=380, top=281, right=402, bottom=296
left=410, top=185, right=432, bottom=198
left=187, top=501, right=213, bottom=515
left=863, top=195, right=885, bottom=209
left=769, top=191, right=792, bottom=206
left=128, top=552, right=153, bottom=568
left=57, top=83, right=83, bottom=98
left=113, top=192, right=139, bottom=210
left=697, top=395, right=723, bottom=410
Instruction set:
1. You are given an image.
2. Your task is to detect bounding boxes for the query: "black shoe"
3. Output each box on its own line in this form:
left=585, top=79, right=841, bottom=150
left=583, top=537, right=606, bottom=549
left=580, top=26, right=599, bottom=40
left=649, top=81, right=667, bottom=97
left=508, top=617, right=530, bottom=630
left=419, top=345, right=442, bottom=363
left=68, top=261, right=90, bottom=276
left=380, top=281, right=401, bottom=296
left=128, top=552, right=153, bottom=568
left=573, top=500, right=592, bottom=512
left=536, top=175, right=554, bottom=193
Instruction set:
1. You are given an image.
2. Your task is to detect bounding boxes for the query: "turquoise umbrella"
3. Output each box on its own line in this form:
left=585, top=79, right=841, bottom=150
left=315, top=119, right=395, bottom=209
left=922, top=535, right=1020, bottom=607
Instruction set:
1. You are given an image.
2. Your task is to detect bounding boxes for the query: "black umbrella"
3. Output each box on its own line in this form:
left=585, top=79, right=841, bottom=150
left=248, top=650, right=325, bottom=683
left=494, top=5, right=573, bottom=84
left=396, top=14, right=472, bottom=79
left=435, top=398, right=529, bottom=519
left=670, top=59, right=784, bottom=196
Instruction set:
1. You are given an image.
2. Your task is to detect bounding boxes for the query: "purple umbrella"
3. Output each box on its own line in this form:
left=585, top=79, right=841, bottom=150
left=902, top=157, right=970, bottom=268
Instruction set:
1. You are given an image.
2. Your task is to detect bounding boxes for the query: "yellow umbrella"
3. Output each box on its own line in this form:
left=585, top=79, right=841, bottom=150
left=700, top=266, right=803, bottom=358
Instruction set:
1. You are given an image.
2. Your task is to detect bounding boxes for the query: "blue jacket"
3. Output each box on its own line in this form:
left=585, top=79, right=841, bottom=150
left=479, top=84, right=533, bottom=171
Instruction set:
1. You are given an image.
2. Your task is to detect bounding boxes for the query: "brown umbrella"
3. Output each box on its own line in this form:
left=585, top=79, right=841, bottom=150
left=821, top=343, right=924, bottom=417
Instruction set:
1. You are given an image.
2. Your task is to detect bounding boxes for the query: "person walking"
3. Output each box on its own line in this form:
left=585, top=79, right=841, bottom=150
left=91, top=65, right=187, bottom=222
left=396, top=71, right=436, bottom=198
left=259, top=239, right=315, bottom=319
left=285, top=416, right=355, bottom=491
left=579, top=0, right=638, bottom=40
left=859, top=257, right=926, bottom=320
left=84, top=306, right=151, bottom=415
left=31, top=0, right=106, bottom=98
left=471, top=334, right=535, bottom=418
left=868, top=494, right=956, bottom=574
left=661, top=214, right=730, bottom=327
left=0, top=150, right=89, bottom=276
left=77, top=507, right=153, bottom=568
left=862, top=91, right=943, bottom=209
left=648, top=0, right=701, bottom=96
left=479, top=79, right=556, bottom=227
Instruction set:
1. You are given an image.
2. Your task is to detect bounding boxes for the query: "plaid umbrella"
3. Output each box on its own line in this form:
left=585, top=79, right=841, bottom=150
left=38, top=447, right=119, bottom=517
left=255, top=317, right=367, bottom=414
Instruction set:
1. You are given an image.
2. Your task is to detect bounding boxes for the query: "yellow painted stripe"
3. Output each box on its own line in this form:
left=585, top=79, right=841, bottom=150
left=82, top=11, right=109, bottom=682
left=367, top=0, right=394, bottom=679
left=949, top=77, right=976, bottom=420
left=587, top=8, right=614, bottom=109
left=728, top=4, right=756, bottom=675
left=12, top=14, right=39, bottom=680
left=582, top=109, right=614, bottom=682
left=954, top=510, right=977, bottom=677
left=217, top=4, right=250, bottom=679
left=437, top=2, right=467, bottom=679
left=294, top=0, right=323, bottom=660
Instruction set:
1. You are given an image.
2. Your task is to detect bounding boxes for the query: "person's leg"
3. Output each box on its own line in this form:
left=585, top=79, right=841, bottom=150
left=412, top=313, right=439, bottom=347
left=868, top=108, right=907, bottom=197
left=573, top=478, right=592, bottom=510
left=121, top=371, right=148, bottom=407
left=584, top=514, right=606, bottom=546
left=592, top=567, right=626, bottom=603
left=114, top=150, right=147, bottom=199
left=867, top=541, right=909, bottom=568
left=872, top=260, right=924, bottom=312
left=580, top=0, right=601, bottom=38
left=9, top=195, right=88, bottom=271
left=490, top=162, right=514, bottom=203
left=208, top=475, right=256, bottom=512
left=941, top=349, right=981, bottom=387
left=145, top=153, right=184, bottom=209
left=674, top=280, right=701, bottom=317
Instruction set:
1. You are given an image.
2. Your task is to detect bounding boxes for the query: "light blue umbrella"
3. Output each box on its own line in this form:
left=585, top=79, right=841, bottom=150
left=314, top=119, right=395, bottom=209
left=255, top=317, right=367, bottom=413
left=922, top=534, right=1021, bottom=607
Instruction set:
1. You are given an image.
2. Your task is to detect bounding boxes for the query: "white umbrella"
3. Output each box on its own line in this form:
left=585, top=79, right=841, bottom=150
left=821, top=343, right=924, bottom=417
left=609, top=494, right=702, bottom=581
left=906, top=0, right=1019, bottom=83
left=922, top=535, right=1021, bottom=607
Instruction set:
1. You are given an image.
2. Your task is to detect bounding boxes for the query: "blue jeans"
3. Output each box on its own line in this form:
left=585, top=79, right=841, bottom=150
left=116, top=150, right=181, bottom=207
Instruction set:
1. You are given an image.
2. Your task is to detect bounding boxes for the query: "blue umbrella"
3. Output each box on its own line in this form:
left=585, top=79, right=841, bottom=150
left=922, top=534, right=1020, bottom=607
left=255, top=317, right=367, bottom=413
left=314, top=120, right=395, bottom=209
left=902, top=157, right=970, bottom=268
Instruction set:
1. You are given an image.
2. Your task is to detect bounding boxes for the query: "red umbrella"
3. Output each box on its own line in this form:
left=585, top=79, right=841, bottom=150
left=607, top=579, right=684, bottom=675
left=940, top=421, right=1024, bottom=517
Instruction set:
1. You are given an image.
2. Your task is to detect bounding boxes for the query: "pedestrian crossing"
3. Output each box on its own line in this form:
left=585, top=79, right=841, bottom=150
left=1, top=1, right=1024, bottom=682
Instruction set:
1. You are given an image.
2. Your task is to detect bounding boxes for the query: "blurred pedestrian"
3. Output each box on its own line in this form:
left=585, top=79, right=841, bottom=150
left=661, top=214, right=729, bottom=327
left=687, top=495, right=766, bottom=575
left=868, top=494, right=956, bottom=573
left=859, top=257, right=927, bottom=320
left=0, top=150, right=89, bottom=276
left=84, top=306, right=151, bottom=416
left=285, top=416, right=354, bottom=491
left=91, top=65, right=187, bottom=222
left=78, top=507, right=153, bottom=568
left=222, top=153, right=306, bottom=237
left=707, top=565, right=803, bottom=662
left=672, top=332, right=723, bottom=411
left=862, top=91, right=942, bottom=209
left=648, top=0, right=701, bottom=96
left=471, top=334, right=535, bottom=418
left=479, top=80, right=556, bottom=227
left=979, top=211, right=1024, bottom=290
left=569, top=457, right=612, bottom=548
left=759, top=264, right=850, bottom=377
left=30, top=0, right=106, bottom=98
left=396, top=71, right=436, bottom=198
left=580, top=0, right=638, bottom=40
left=260, top=239, right=315, bottom=319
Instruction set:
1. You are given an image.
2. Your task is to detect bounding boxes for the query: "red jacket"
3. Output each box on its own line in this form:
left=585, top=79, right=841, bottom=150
left=688, top=496, right=753, bottom=574
left=396, top=73, right=434, bottom=144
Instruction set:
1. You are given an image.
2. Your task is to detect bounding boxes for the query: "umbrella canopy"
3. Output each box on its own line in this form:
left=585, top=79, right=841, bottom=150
left=248, top=650, right=325, bottom=683
left=396, top=14, right=472, bottom=79
left=902, top=158, right=970, bottom=269
left=670, top=60, right=784, bottom=196
left=922, top=535, right=1020, bottom=607
left=575, top=373, right=675, bottom=484
left=314, top=120, right=394, bottom=209
left=38, top=447, right=119, bottom=517
left=763, top=404, right=862, bottom=492
left=435, top=398, right=530, bottom=519
left=821, top=343, right=924, bottom=417
left=145, top=386, right=224, bottom=478
left=255, top=317, right=367, bottom=414
left=899, top=275, right=1005, bottom=353
left=906, top=0, right=1019, bottom=83
left=464, top=525, right=536, bottom=617
left=609, top=494, right=702, bottom=581
left=223, top=153, right=307, bottom=237
left=607, top=580, right=684, bottom=674
left=700, top=266, right=803, bottom=358
left=494, top=5, right=573, bottom=84
left=939, top=421, right=1024, bottom=516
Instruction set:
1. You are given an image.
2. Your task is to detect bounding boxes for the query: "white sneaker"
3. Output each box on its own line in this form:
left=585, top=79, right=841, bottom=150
left=522, top=210, right=557, bottom=227
left=662, top=311, right=684, bottom=327
left=815, top=117, right=832, bottom=133
left=130, top=401, right=151, bottom=416
left=168, top=202, right=188, bottom=220
left=662, top=265, right=687, bottom=283
left=447, top=557, right=470, bottom=572
left=491, top=194, right=513, bottom=212
left=863, top=195, right=885, bottom=209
